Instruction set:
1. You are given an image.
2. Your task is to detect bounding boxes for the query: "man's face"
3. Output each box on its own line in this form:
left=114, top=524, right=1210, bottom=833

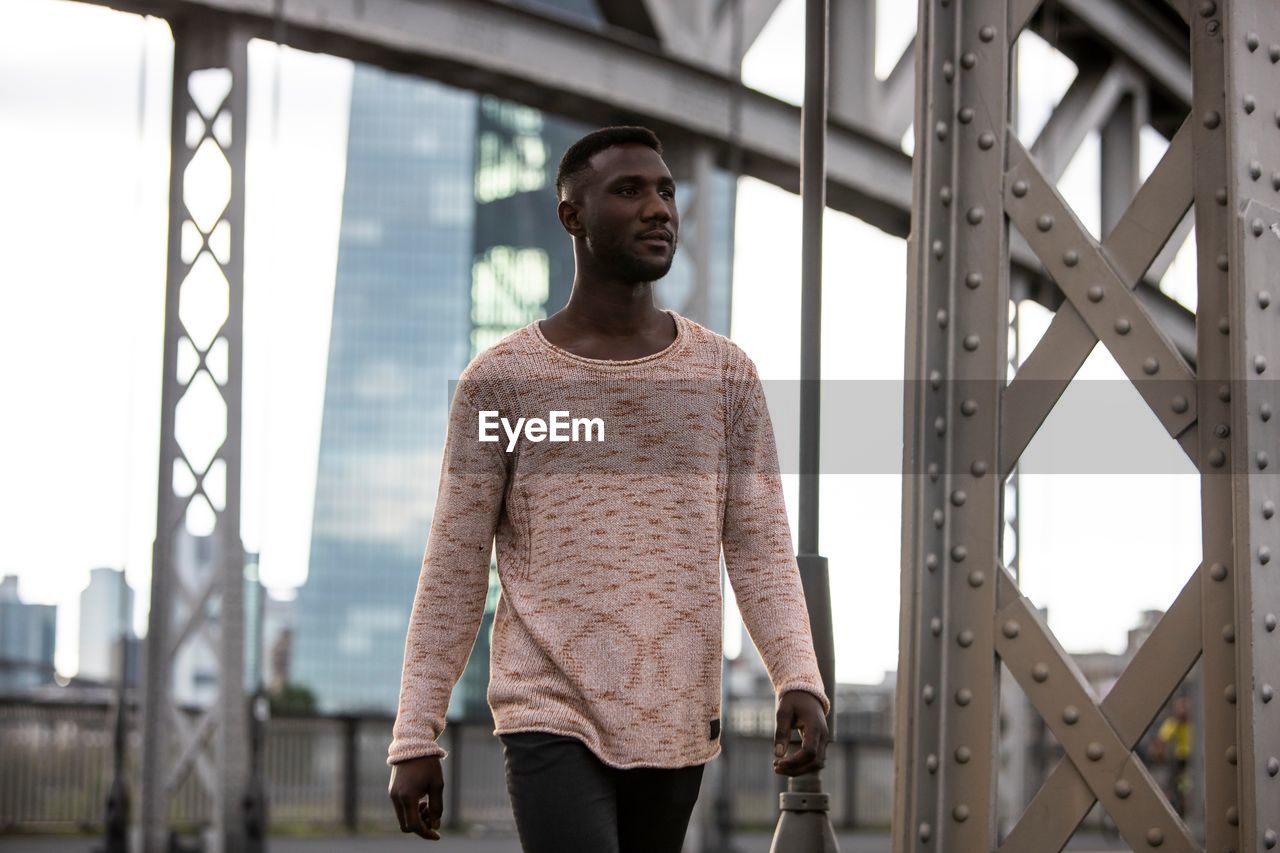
left=575, top=143, right=679, bottom=283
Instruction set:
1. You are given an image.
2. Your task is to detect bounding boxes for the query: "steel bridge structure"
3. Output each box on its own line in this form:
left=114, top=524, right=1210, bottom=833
left=44, top=0, right=1277, bottom=849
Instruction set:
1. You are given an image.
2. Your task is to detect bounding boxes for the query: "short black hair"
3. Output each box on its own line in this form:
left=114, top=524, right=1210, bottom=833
left=555, top=126, right=664, bottom=201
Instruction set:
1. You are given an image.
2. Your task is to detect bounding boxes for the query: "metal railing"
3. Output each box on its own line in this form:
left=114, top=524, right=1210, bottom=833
left=0, top=697, right=893, bottom=834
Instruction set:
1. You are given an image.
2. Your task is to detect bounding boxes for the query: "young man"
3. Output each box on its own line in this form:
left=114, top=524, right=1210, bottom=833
left=387, top=126, right=830, bottom=852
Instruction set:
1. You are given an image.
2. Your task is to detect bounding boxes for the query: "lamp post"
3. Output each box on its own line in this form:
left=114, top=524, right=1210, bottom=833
left=769, top=0, right=838, bottom=849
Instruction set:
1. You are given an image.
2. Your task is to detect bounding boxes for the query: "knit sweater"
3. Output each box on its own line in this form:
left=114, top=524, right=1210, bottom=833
left=387, top=309, right=830, bottom=769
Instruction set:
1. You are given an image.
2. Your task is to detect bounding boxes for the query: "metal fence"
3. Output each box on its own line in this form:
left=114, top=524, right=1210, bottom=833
left=0, top=698, right=893, bottom=834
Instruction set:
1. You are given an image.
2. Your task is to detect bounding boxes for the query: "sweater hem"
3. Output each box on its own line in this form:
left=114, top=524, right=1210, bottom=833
left=492, top=722, right=721, bottom=770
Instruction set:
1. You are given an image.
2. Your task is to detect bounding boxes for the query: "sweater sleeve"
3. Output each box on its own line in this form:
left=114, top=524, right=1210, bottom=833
left=387, top=378, right=509, bottom=765
left=721, top=357, right=832, bottom=716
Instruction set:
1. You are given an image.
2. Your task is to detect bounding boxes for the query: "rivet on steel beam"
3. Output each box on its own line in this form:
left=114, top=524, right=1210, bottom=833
left=960, top=399, right=977, bottom=416
left=970, top=460, right=987, bottom=477
left=1115, top=317, right=1131, bottom=335
left=1146, top=828, right=1164, bottom=847
left=937, top=309, right=949, bottom=328
left=936, top=122, right=949, bottom=141
left=1251, top=164, right=1264, bottom=182
left=1002, top=620, right=1020, bottom=639
left=1218, top=316, right=1230, bottom=334
left=1271, top=45, right=1280, bottom=63
left=958, top=107, right=974, bottom=124
left=1261, top=291, right=1272, bottom=308
left=1272, top=172, right=1280, bottom=192
left=1263, top=403, right=1273, bottom=421
left=1172, top=396, right=1189, bottom=414
left=930, top=617, right=942, bottom=637
left=1227, top=745, right=1238, bottom=765
left=960, top=52, right=976, bottom=69
left=1210, top=449, right=1226, bottom=467
left=1036, top=214, right=1054, bottom=232
left=1228, top=806, right=1240, bottom=827
left=1265, top=829, right=1277, bottom=849
left=979, top=25, right=995, bottom=42
left=933, top=240, right=945, bottom=258
left=1115, top=779, right=1132, bottom=799
left=963, top=334, right=980, bottom=351
left=1207, top=20, right=1219, bottom=35
left=1245, top=96, right=1257, bottom=115
left=957, top=629, right=974, bottom=647
left=1203, top=110, right=1221, bottom=128
left=1261, top=546, right=1271, bottom=564
left=1032, top=663, right=1049, bottom=682
left=943, top=61, right=955, bottom=82
left=1226, top=684, right=1237, bottom=704
left=1011, top=179, right=1028, bottom=198
left=1063, top=250, right=1079, bottom=267
left=1264, top=499, right=1275, bottom=518
left=928, top=462, right=940, bottom=482
left=951, top=490, right=967, bottom=506
left=919, top=823, right=932, bottom=842
left=1223, top=623, right=1236, bottom=643
left=1275, top=110, right=1280, bottom=128
left=951, top=545, right=967, bottom=562
left=1263, top=684, right=1275, bottom=703
left=1086, top=742, right=1103, bottom=762
left=952, top=804, right=969, bottom=822
left=932, top=508, right=945, bottom=528
left=1219, top=383, right=1232, bottom=402
left=1247, top=33, right=1260, bottom=51
left=1259, top=451, right=1270, bottom=470
left=940, top=186, right=952, bottom=206
left=978, top=132, right=995, bottom=150
left=1267, top=757, right=1279, bottom=776
left=954, top=746, right=971, bottom=763
left=923, top=684, right=935, bottom=704
left=955, top=688, right=972, bottom=706
left=1266, top=613, right=1277, bottom=631
left=935, top=416, right=947, bottom=435
left=1253, top=218, right=1266, bottom=237
left=1198, top=0, right=1216, bottom=17
left=930, top=369, right=942, bottom=390
left=1216, top=187, right=1229, bottom=205
left=1258, top=355, right=1269, bottom=374
left=926, top=553, right=939, bottom=572
left=1143, top=357, right=1160, bottom=375
left=1063, top=705, right=1079, bottom=725
left=967, top=570, right=985, bottom=588
left=1210, top=562, right=1228, bottom=581
left=965, top=272, right=982, bottom=289
left=926, top=753, right=939, bottom=773
left=1087, top=286, right=1104, bottom=302
left=967, top=206, right=984, bottom=225
left=1217, top=254, right=1229, bottom=271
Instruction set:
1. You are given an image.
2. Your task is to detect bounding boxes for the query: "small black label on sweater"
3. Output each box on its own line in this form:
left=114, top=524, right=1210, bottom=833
left=709, top=718, right=720, bottom=740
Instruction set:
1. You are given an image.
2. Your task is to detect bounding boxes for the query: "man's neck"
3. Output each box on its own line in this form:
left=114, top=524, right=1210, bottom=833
left=539, top=279, right=677, bottom=360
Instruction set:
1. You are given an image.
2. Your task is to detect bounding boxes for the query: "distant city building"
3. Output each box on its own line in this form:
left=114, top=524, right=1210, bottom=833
left=294, top=5, right=736, bottom=715
left=0, top=575, right=57, bottom=692
left=76, top=567, right=135, bottom=684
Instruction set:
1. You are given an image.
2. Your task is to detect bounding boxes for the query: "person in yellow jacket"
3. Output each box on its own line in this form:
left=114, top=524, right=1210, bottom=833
left=1149, top=696, right=1192, bottom=817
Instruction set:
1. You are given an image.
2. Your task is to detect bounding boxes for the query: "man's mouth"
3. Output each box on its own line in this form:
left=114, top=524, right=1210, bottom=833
left=638, top=230, right=673, bottom=244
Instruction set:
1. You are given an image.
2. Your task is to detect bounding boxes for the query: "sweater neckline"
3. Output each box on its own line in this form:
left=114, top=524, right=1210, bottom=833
left=530, top=309, right=687, bottom=368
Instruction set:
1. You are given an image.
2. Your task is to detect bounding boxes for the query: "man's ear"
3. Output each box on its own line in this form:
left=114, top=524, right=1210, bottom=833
left=557, top=198, right=584, bottom=237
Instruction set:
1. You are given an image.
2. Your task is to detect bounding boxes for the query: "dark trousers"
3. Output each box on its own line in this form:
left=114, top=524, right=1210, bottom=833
left=499, top=731, right=706, bottom=853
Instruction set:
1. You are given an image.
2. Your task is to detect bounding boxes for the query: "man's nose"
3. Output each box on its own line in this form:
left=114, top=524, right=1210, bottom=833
left=641, top=190, right=672, bottom=222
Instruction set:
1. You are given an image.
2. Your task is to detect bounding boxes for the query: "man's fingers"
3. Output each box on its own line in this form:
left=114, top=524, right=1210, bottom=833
left=398, top=795, right=437, bottom=840
left=391, top=794, right=407, bottom=832
left=426, top=779, right=445, bottom=830
left=774, top=708, right=794, bottom=757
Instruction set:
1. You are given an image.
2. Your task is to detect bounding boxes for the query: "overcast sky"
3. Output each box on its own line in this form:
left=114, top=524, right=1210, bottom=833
left=0, top=0, right=1203, bottom=685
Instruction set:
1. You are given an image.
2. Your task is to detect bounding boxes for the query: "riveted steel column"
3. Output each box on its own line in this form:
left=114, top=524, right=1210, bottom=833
left=895, top=0, right=1010, bottom=849
left=1216, top=3, right=1280, bottom=849
left=140, top=16, right=250, bottom=853
left=1189, top=1, right=1242, bottom=849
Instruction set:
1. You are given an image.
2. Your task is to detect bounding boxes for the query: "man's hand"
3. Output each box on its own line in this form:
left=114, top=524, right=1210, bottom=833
left=773, top=690, right=830, bottom=776
left=389, top=755, right=445, bottom=840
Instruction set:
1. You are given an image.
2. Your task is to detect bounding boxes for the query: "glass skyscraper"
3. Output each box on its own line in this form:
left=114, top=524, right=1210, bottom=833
left=293, top=28, right=736, bottom=715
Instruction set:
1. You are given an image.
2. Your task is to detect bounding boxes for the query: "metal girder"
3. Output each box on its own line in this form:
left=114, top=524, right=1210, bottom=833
left=93, top=0, right=914, bottom=235
left=139, top=18, right=250, bottom=853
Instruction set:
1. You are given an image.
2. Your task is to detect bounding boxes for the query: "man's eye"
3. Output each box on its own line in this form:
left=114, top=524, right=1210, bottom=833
left=618, top=187, right=636, bottom=195
left=660, top=189, right=675, bottom=199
